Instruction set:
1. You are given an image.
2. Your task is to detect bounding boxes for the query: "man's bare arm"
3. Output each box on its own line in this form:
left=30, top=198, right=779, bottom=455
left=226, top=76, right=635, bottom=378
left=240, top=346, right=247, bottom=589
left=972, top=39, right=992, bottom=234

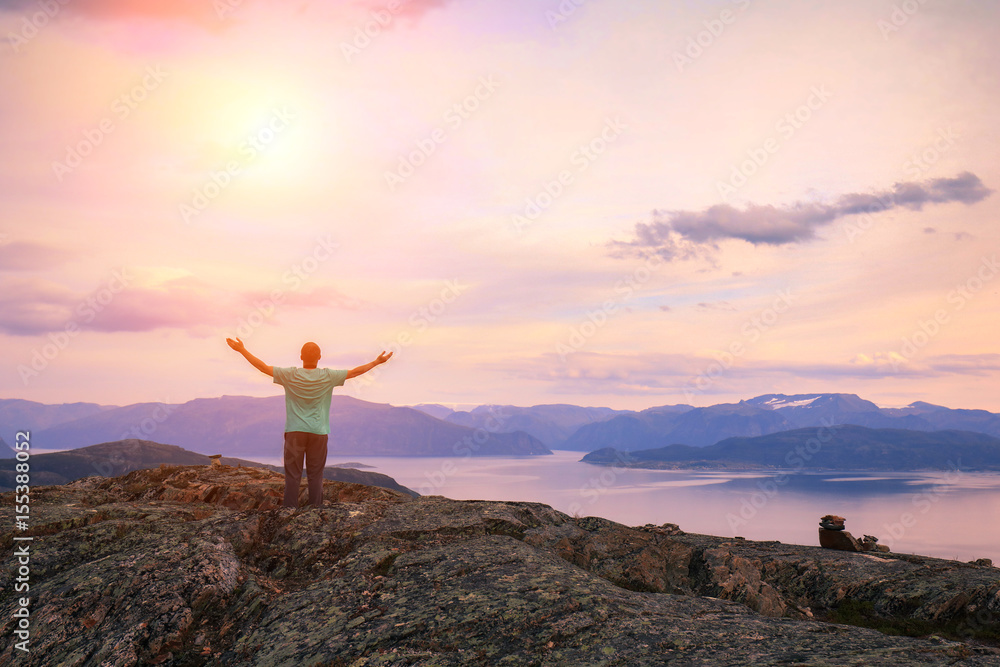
left=226, top=337, right=273, bottom=377
left=346, top=351, right=393, bottom=379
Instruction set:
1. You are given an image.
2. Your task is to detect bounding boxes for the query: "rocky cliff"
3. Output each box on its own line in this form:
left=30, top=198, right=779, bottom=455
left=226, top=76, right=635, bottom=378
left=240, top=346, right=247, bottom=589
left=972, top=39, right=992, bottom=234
left=1, top=465, right=998, bottom=666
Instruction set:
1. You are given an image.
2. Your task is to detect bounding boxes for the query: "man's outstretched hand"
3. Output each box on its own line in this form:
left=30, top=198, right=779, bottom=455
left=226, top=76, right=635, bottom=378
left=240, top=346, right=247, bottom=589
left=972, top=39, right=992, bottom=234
left=347, top=350, right=394, bottom=379
left=225, top=337, right=272, bottom=376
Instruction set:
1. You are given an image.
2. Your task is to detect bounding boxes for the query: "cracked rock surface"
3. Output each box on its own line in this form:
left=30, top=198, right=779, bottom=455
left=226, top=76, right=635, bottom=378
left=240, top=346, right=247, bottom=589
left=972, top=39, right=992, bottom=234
left=1, top=465, right=998, bottom=666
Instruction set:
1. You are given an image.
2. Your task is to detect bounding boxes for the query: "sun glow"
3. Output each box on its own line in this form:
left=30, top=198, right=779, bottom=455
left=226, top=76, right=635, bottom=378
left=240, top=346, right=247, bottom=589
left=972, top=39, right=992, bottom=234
left=171, top=67, right=323, bottom=192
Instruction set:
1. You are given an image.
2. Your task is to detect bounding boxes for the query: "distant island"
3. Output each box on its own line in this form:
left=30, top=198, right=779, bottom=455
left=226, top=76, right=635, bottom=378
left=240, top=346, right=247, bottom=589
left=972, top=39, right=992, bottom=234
left=581, top=424, right=1000, bottom=471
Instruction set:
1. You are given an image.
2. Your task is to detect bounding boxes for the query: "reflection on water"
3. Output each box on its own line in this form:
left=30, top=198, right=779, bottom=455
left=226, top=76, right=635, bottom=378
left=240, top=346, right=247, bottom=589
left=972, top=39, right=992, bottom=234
left=249, top=450, right=1000, bottom=563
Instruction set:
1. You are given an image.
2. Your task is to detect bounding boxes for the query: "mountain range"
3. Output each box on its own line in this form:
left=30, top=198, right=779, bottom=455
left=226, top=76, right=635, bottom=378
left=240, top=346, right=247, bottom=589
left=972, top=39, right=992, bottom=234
left=0, top=396, right=551, bottom=457
left=414, top=403, right=627, bottom=447
left=556, top=393, right=1000, bottom=451
left=3, top=392, right=1000, bottom=459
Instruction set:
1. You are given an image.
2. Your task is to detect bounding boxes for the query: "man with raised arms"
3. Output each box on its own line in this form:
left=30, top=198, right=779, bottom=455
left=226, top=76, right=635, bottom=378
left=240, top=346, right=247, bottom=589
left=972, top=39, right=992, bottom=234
left=226, top=338, right=392, bottom=508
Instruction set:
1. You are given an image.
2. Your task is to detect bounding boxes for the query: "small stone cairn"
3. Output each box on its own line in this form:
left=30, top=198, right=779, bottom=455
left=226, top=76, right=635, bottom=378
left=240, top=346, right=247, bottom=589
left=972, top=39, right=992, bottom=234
left=818, top=515, right=890, bottom=553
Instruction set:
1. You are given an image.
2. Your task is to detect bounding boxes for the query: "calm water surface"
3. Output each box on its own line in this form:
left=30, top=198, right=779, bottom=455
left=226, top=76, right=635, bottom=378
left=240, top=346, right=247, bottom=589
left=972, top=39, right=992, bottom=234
left=246, top=450, right=1000, bottom=564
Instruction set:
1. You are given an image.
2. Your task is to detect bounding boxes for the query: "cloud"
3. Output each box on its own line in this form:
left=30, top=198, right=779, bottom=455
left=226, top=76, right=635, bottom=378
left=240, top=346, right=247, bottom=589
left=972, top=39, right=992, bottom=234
left=356, top=0, right=451, bottom=21
left=0, top=0, right=228, bottom=24
left=0, top=241, right=71, bottom=271
left=497, top=351, right=1000, bottom=399
left=0, top=278, right=79, bottom=336
left=0, top=275, right=364, bottom=336
left=0, top=0, right=453, bottom=27
left=612, top=172, right=993, bottom=261
left=696, top=301, right=736, bottom=312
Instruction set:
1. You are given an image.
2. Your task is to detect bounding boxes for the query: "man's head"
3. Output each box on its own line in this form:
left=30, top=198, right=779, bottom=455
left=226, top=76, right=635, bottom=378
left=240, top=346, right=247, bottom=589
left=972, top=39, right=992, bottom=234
left=301, top=342, right=321, bottom=368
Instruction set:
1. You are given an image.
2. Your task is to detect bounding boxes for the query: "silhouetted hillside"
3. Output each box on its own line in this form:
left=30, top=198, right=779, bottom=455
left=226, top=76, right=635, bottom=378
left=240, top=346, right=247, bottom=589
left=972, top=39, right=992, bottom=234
left=0, top=439, right=416, bottom=496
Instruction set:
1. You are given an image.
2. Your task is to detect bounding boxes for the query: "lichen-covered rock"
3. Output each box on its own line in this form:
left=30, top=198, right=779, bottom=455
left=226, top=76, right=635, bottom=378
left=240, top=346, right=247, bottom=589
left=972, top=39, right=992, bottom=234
left=1, top=465, right=998, bottom=666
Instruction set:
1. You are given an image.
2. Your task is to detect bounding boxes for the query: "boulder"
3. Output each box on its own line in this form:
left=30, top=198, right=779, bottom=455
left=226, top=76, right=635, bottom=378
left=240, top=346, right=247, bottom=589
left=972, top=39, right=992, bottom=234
left=819, top=514, right=846, bottom=531
left=819, top=527, right=860, bottom=551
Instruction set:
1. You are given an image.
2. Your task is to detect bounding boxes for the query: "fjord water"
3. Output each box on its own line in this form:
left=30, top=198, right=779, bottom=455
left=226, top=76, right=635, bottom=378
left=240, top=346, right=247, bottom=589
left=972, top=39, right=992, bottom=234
left=250, top=450, right=1000, bottom=564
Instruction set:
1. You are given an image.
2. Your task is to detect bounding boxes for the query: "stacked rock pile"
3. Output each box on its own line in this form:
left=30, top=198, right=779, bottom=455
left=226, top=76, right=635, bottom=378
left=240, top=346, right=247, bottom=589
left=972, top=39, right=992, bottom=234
left=818, top=515, right=890, bottom=553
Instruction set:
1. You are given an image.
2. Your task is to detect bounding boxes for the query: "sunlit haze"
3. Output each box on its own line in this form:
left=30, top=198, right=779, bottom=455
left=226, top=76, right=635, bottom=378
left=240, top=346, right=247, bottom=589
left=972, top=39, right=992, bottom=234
left=1, top=0, right=997, bottom=411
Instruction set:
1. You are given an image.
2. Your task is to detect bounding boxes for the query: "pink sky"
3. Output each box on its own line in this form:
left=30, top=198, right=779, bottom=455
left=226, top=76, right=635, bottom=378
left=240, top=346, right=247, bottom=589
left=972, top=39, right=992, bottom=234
left=1, top=0, right=998, bottom=411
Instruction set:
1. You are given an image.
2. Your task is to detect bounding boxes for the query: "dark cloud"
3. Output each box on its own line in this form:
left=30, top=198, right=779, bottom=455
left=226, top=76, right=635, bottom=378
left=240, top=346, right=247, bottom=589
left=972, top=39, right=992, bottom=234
left=613, top=172, right=992, bottom=261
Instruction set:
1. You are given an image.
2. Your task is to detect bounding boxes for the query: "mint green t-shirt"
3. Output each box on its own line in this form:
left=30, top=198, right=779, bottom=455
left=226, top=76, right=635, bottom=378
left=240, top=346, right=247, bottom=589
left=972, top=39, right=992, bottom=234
left=272, top=367, right=349, bottom=434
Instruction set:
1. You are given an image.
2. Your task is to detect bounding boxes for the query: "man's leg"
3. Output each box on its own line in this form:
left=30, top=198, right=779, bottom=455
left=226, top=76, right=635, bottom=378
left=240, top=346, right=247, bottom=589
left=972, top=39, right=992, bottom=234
left=283, top=431, right=307, bottom=508
left=304, top=433, right=329, bottom=508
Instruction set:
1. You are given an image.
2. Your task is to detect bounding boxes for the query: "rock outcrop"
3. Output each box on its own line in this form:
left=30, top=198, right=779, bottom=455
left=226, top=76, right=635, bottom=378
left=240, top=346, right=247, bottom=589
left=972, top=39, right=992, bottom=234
left=1, top=465, right=998, bottom=666
left=818, top=515, right=891, bottom=554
